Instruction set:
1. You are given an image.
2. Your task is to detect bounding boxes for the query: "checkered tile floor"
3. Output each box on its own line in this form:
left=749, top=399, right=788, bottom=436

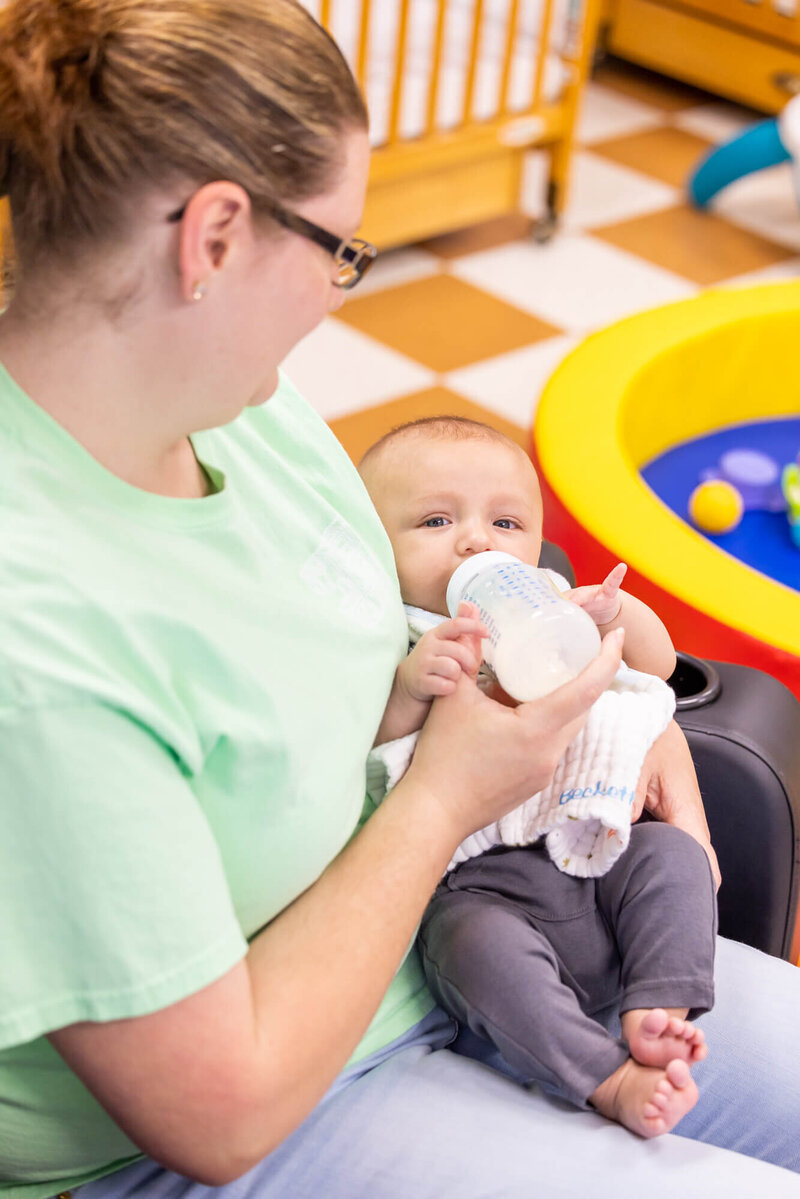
left=283, top=57, right=800, bottom=461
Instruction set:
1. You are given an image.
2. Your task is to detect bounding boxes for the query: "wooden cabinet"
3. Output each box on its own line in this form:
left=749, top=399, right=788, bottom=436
left=605, top=0, right=800, bottom=112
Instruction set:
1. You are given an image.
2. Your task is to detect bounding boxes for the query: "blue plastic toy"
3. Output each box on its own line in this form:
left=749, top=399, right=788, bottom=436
left=688, top=95, right=800, bottom=208
left=700, top=448, right=785, bottom=512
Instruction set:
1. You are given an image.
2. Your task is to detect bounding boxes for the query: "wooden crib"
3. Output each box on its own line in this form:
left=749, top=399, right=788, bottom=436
left=308, top=0, right=602, bottom=247
left=0, top=1, right=600, bottom=281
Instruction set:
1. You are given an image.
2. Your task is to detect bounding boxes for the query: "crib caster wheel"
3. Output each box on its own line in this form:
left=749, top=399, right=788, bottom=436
left=532, top=214, right=557, bottom=243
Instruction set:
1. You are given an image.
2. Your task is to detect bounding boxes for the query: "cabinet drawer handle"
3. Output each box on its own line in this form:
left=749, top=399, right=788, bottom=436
left=773, top=70, right=800, bottom=95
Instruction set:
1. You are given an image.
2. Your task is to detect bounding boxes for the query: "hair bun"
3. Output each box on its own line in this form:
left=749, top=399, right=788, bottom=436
left=0, top=0, right=112, bottom=188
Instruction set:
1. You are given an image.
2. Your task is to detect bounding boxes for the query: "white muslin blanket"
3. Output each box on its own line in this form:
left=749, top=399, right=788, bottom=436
left=366, top=603, right=676, bottom=878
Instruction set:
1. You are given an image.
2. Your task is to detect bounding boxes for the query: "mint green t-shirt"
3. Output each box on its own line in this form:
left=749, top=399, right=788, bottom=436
left=0, top=365, right=434, bottom=1198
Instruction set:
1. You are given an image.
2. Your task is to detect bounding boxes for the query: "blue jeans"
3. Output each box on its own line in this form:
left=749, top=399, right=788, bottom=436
left=70, top=937, right=800, bottom=1199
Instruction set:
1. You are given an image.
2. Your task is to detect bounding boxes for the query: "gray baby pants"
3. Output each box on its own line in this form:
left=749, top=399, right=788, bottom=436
left=418, top=821, right=718, bottom=1109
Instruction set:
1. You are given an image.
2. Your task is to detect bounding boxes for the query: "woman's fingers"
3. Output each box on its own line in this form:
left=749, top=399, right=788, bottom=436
left=518, top=627, right=624, bottom=734
left=505, top=628, right=625, bottom=785
left=412, top=629, right=624, bottom=840
left=632, top=722, right=721, bottom=890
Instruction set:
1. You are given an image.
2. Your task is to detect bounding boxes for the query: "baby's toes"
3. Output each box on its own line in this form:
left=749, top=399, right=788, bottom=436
left=664, top=1059, right=692, bottom=1088
left=649, top=1081, right=673, bottom=1112
left=689, top=1032, right=708, bottom=1062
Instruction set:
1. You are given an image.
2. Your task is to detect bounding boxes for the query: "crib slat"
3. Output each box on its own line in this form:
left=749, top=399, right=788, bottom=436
left=388, top=0, right=412, bottom=143
left=533, top=0, right=557, bottom=107
left=357, top=0, right=372, bottom=90
left=462, top=0, right=486, bottom=125
left=319, top=0, right=331, bottom=29
left=499, top=0, right=522, bottom=115
left=425, top=0, right=449, bottom=134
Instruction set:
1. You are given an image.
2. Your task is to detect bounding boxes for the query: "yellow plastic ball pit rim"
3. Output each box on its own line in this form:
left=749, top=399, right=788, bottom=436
left=534, top=281, right=800, bottom=664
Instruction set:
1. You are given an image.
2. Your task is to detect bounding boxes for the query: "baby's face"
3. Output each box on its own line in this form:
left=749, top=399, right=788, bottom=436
left=365, top=436, right=544, bottom=614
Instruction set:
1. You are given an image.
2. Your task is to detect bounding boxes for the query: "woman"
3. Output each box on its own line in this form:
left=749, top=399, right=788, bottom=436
left=0, top=3, right=798, bottom=1197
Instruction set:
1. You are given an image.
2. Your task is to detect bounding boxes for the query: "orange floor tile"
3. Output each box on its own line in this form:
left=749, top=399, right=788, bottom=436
left=589, top=127, right=715, bottom=189
left=329, top=387, right=530, bottom=466
left=591, top=204, right=796, bottom=286
left=334, top=274, right=563, bottom=373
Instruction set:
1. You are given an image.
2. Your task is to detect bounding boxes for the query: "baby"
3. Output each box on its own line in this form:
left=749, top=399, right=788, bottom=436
left=359, top=416, right=718, bottom=1140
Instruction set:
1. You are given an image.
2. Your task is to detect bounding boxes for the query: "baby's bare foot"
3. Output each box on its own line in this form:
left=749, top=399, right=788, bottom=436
left=623, top=1007, right=707, bottom=1069
left=590, top=1057, right=698, bottom=1138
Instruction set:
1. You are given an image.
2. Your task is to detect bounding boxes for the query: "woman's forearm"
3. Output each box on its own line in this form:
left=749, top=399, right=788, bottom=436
left=245, top=775, right=459, bottom=1121
left=50, top=775, right=462, bottom=1185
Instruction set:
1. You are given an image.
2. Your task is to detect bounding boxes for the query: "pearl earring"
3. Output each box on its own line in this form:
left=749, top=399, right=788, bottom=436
left=191, top=281, right=207, bottom=302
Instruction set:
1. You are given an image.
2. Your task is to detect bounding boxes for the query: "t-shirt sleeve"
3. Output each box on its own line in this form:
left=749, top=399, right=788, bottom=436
left=0, top=699, right=248, bottom=1051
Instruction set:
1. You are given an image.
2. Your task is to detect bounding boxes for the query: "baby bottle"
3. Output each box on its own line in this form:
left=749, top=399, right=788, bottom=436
left=446, top=551, right=602, bottom=701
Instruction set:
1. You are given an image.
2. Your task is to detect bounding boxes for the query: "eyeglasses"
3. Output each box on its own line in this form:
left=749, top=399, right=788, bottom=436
left=167, top=197, right=377, bottom=291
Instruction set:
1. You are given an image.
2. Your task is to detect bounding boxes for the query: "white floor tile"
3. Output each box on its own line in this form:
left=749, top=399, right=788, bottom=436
left=711, top=163, right=800, bottom=251
left=281, top=317, right=435, bottom=420
left=712, top=259, right=800, bottom=289
left=352, top=246, right=441, bottom=296
left=575, top=82, right=664, bottom=145
left=521, top=150, right=679, bottom=230
left=449, top=234, right=698, bottom=332
left=675, top=102, right=759, bottom=145
left=444, top=334, right=583, bottom=427
left=560, top=151, right=680, bottom=230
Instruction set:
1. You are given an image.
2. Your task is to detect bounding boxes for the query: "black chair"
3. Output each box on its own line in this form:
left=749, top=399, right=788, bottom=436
left=538, top=541, right=800, bottom=962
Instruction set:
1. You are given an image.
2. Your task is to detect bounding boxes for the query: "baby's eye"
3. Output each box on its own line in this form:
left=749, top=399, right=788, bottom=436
left=494, top=518, right=520, bottom=530
left=423, top=516, right=449, bottom=528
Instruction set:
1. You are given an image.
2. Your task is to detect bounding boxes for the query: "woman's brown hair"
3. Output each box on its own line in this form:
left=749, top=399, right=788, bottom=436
left=0, top=0, right=368, bottom=277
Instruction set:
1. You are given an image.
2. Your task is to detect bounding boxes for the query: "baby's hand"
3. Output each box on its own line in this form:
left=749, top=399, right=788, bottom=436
left=398, top=603, right=487, bottom=702
left=567, top=563, right=627, bottom=627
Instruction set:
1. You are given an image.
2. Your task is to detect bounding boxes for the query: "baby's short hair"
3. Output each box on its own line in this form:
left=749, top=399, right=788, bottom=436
left=359, top=415, right=523, bottom=475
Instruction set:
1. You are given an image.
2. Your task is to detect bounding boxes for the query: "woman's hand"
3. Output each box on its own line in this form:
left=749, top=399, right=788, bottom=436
left=402, top=628, right=625, bottom=846
left=633, top=720, right=721, bottom=890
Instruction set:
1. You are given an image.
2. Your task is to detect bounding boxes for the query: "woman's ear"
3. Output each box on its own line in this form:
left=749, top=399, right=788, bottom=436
left=176, top=181, right=251, bottom=302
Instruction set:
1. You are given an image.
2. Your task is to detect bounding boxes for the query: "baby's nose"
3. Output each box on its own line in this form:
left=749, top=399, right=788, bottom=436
left=457, top=524, right=493, bottom=554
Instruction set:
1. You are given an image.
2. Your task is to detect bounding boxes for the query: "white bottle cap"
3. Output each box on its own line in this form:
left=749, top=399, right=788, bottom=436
left=446, top=551, right=522, bottom=617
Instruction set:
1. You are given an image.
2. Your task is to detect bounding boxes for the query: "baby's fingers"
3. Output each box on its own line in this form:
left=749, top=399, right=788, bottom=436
left=437, top=605, right=489, bottom=641
left=600, top=562, right=627, bottom=596
left=436, top=616, right=488, bottom=641
left=434, top=604, right=488, bottom=674
left=432, top=638, right=483, bottom=678
left=456, top=600, right=482, bottom=622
